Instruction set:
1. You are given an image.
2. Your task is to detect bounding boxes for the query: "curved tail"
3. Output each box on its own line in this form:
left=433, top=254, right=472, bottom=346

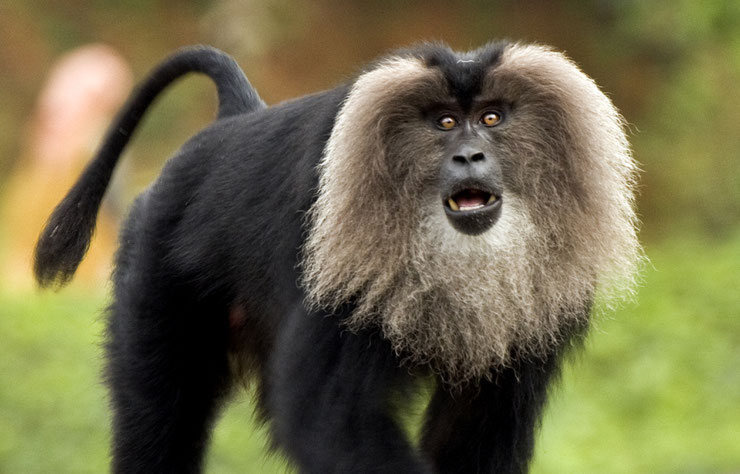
left=34, top=45, right=265, bottom=288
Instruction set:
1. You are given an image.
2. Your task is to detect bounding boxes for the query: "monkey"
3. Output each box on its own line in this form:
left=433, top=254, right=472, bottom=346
left=35, top=42, right=641, bottom=473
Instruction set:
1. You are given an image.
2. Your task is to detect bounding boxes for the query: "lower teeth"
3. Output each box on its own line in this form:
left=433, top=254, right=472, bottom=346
left=447, top=194, right=497, bottom=211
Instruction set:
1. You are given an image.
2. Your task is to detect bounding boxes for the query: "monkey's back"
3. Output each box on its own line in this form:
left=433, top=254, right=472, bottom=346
left=117, top=86, right=349, bottom=310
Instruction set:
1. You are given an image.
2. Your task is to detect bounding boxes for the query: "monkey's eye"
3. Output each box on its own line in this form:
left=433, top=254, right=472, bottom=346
left=480, top=111, right=503, bottom=127
left=437, top=115, right=457, bottom=130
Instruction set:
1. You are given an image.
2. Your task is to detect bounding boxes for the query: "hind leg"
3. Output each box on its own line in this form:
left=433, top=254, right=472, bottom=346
left=105, top=263, right=232, bottom=473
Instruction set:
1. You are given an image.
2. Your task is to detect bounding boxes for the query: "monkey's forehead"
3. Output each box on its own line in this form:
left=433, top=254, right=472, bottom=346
left=396, top=42, right=507, bottom=110
left=361, top=41, right=594, bottom=113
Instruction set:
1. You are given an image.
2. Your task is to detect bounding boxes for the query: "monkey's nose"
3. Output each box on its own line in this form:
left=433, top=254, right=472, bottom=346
left=451, top=147, right=486, bottom=165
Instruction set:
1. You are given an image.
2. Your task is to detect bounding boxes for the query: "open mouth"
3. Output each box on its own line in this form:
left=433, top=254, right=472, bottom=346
left=445, top=188, right=498, bottom=213
left=442, top=186, right=502, bottom=235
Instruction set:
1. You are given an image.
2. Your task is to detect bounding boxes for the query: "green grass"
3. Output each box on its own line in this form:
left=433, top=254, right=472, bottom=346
left=0, top=291, right=110, bottom=472
left=1, top=230, right=738, bottom=473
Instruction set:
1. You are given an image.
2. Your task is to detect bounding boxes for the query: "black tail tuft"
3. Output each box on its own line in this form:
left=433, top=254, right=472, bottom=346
left=34, top=167, right=109, bottom=288
left=34, top=45, right=264, bottom=288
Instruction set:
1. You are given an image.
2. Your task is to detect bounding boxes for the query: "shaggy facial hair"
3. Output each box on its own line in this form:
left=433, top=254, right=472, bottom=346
left=302, top=45, right=641, bottom=386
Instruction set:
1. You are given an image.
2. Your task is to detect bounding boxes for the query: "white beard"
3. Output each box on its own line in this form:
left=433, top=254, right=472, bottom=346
left=338, top=195, right=592, bottom=385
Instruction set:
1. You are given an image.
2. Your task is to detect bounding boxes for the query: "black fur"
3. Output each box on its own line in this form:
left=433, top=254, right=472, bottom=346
left=397, top=41, right=506, bottom=111
left=36, top=45, right=575, bottom=473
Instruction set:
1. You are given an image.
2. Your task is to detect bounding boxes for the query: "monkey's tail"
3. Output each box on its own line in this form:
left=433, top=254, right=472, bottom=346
left=34, top=45, right=265, bottom=288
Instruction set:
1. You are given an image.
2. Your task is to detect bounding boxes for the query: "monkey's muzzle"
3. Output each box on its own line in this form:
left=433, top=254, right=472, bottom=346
left=443, top=186, right=502, bottom=236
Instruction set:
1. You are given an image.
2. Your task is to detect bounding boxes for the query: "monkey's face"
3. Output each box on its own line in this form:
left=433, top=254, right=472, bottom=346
left=350, top=47, right=580, bottom=241
left=431, top=105, right=506, bottom=235
left=371, top=92, right=511, bottom=237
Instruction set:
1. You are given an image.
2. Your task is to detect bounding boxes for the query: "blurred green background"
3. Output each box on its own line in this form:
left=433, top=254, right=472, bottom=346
left=0, top=1, right=738, bottom=472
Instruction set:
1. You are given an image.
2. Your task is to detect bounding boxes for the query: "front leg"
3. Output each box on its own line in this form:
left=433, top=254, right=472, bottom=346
left=421, top=353, right=561, bottom=474
left=267, top=305, right=432, bottom=474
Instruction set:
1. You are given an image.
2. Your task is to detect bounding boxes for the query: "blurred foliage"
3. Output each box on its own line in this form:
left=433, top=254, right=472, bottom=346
left=1, top=0, right=738, bottom=238
left=1, top=0, right=739, bottom=472
left=601, top=0, right=740, bottom=239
